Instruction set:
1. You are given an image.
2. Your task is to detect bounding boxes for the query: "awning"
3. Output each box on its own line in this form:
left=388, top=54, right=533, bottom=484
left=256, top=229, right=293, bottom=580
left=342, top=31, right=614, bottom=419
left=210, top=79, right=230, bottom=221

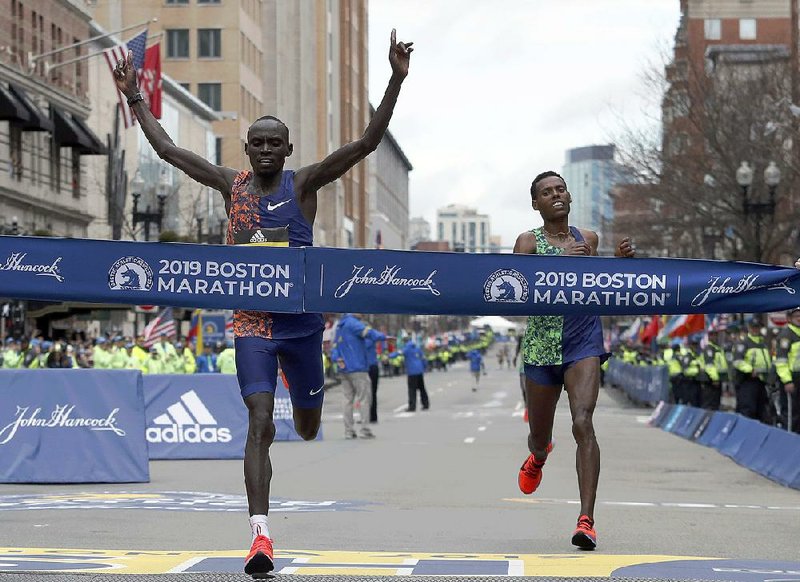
left=7, top=84, right=54, bottom=132
left=0, top=84, right=29, bottom=123
left=51, top=106, right=106, bottom=155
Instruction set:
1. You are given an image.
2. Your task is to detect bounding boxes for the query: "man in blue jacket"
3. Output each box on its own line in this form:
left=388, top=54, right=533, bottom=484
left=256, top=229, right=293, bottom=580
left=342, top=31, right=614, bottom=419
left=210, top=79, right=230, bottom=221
left=332, top=314, right=385, bottom=438
left=403, top=340, right=429, bottom=411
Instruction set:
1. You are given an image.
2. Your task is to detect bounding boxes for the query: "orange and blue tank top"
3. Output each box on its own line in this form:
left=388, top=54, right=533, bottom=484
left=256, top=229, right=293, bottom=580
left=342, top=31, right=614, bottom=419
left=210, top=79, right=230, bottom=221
left=227, top=169, right=324, bottom=339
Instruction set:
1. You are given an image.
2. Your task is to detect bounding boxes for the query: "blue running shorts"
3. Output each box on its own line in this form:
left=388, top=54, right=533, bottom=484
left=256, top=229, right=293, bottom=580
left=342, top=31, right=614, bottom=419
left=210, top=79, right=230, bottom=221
left=235, top=330, right=325, bottom=409
left=523, top=358, right=603, bottom=387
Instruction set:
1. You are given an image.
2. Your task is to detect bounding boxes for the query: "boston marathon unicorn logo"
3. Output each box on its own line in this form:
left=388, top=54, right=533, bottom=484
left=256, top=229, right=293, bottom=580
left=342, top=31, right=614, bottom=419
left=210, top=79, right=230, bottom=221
left=108, top=256, right=153, bottom=291
left=483, top=269, right=529, bottom=303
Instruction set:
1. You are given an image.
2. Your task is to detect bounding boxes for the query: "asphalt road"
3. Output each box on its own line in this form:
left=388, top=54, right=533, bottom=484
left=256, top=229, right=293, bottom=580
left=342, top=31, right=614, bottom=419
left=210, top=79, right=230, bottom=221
left=0, top=344, right=798, bottom=577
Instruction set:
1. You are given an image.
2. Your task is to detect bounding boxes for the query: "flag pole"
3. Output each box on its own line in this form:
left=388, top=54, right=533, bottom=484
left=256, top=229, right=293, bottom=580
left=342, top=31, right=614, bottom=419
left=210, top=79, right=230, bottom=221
left=43, top=30, right=161, bottom=75
left=29, top=18, right=157, bottom=71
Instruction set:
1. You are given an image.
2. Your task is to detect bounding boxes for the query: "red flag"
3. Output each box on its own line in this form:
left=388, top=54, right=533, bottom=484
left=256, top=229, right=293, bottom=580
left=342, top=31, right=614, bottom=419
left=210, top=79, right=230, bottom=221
left=639, top=315, right=661, bottom=344
left=140, top=44, right=162, bottom=119
left=670, top=314, right=706, bottom=338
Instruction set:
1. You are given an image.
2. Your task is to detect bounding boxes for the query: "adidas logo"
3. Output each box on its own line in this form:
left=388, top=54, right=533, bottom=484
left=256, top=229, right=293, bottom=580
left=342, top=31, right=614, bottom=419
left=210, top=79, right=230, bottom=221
left=146, top=389, right=232, bottom=444
left=249, top=230, right=267, bottom=243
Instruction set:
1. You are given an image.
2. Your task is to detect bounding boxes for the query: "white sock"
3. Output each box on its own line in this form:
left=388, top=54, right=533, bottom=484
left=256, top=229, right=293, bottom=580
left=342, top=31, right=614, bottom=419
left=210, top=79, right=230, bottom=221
left=249, top=514, right=270, bottom=541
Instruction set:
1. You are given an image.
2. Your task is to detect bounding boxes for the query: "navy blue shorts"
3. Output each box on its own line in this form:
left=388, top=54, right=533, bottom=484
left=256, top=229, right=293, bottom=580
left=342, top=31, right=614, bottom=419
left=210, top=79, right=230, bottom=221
left=235, top=330, right=325, bottom=409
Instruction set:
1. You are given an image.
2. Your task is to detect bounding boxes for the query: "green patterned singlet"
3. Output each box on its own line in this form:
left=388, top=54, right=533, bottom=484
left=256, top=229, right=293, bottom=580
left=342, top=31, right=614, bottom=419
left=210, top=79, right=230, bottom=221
left=521, top=227, right=566, bottom=366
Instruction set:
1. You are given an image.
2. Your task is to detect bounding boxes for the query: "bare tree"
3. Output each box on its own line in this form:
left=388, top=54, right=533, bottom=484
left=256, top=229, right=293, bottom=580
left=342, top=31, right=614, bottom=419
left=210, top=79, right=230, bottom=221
left=614, top=50, right=800, bottom=264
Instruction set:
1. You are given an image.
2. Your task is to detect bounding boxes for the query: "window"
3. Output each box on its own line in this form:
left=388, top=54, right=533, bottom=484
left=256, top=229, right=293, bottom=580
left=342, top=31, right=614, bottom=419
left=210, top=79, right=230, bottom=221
left=178, top=82, right=190, bottom=91
left=215, top=137, right=222, bottom=165
left=10, top=125, right=23, bottom=181
left=166, top=29, right=189, bottom=58
left=49, top=136, right=60, bottom=190
left=704, top=19, right=721, bottom=40
left=198, top=83, right=222, bottom=111
left=739, top=18, right=756, bottom=40
left=197, top=0, right=221, bottom=3
left=71, top=151, right=80, bottom=198
left=165, top=0, right=189, bottom=4
left=198, top=29, right=221, bottom=58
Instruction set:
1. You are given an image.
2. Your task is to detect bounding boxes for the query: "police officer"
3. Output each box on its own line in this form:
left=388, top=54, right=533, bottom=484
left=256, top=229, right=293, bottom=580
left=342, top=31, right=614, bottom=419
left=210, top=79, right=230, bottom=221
left=773, top=307, right=800, bottom=432
left=701, top=329, right=727, bottom=411
left=677, top=336, right=702, bottom=406
left=732, top=315, right=771, bottom=420
left=662, top=338, right=685, bottom=403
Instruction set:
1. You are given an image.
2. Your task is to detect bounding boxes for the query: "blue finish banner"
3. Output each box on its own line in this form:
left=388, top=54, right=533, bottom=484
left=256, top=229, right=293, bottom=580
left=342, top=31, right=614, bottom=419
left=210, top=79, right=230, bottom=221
left=0, top=370, right=149, bottom=483
left=0, top=236, right=304, bottom=313
left=143, top=373, right=315, bottom=459
left=3, top=235, right=800, bottom=315
left=304, top=248, right=800, bottom=316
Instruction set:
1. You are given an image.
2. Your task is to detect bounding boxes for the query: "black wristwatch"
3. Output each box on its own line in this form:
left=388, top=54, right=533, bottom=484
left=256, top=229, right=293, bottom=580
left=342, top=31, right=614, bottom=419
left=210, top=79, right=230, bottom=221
left=127, top=92, right=144, bottom=106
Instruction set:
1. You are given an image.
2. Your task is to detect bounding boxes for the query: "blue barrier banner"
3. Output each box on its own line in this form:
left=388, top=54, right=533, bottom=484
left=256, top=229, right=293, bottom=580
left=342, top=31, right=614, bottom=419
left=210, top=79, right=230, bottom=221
left=606, top=360, right=670, bottom=405
left=662, top=404, right=686, bottom=433
left=648, top=401, right=673, bottom=428
left=707, top=412, right=739, bottom=450
left=0, top=236, right=303, bottom=312
left=0, top=370, right=149, bottom=483
left=143, top=373, right=317, bottom=459
left=674, top=407, right=706, bottom=439
left=304, top=247, right=800, bottom=316
left=761, top=430, right=800, bottom=488
left=718, top=417, right=770, bottom=466
left=3, top=236, right=800, bottom=315
left=144, top=374, right=247, bottom=459
left=689, top=410, right=714, bottom=442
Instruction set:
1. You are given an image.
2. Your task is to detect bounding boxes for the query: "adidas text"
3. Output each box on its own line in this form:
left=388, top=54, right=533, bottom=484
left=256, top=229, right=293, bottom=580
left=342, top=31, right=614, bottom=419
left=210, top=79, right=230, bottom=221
left=147, top=425, right=232, bottom=444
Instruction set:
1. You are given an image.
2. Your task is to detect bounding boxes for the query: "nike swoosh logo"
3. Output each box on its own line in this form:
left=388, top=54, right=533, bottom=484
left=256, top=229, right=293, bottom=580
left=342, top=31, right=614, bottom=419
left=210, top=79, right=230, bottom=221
left=267, top=199, right=291, bottom=211
left=309, top=386, right=324, bottom=396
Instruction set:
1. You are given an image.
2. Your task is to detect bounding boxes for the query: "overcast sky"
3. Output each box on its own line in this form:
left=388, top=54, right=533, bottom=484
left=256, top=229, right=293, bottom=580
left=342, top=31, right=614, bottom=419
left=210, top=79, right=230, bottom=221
left=367, top=0, right=681, bottom=249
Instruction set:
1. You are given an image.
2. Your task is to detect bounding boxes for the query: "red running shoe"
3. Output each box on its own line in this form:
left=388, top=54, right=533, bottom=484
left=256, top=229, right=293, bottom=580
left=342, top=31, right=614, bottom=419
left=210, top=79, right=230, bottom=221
left=571, top=514, right=597, bottom=550
left=244, top=534, right=274, bottom=575
left=523, top=408, right=529, bottom=423
left=517, top=442, right=554, bottom=494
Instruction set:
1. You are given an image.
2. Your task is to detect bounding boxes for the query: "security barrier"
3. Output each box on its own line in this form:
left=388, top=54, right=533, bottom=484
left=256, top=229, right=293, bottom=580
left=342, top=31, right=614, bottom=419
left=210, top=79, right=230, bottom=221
left=605, top=359, right=670, bottom=405
left=649, top=402, right=800, bottom=490
left=0, top=369, right=149, bottom=483
left=0, top=370, right=317, bottom=482
left=143, top=372, right=315, bottom=460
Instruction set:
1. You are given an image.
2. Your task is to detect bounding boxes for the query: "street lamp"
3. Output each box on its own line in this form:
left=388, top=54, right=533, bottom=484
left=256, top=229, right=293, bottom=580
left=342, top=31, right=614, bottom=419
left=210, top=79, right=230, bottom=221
left=736, top=160, right=779, bottom=262
left=130, top=168, right=168, bottom=241
left=11, top=216, right=18, bottom=236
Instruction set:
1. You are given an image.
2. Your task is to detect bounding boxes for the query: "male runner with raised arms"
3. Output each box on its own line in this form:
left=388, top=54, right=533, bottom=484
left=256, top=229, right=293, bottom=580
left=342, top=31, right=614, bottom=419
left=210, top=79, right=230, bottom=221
left=113, top=30, right=412, bottom=576
left=513, top=171, right=635, bottom=550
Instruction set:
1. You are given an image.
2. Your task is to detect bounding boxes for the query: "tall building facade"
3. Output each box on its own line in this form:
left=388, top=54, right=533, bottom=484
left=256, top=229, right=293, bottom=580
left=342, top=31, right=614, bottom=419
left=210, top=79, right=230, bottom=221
left=93, top=0, right=265, bottom=172
left=436, top=204, right=492, bottom=253
left=561, top=144, right=618, bottom=238
left=93, top=0, right=371, bottom=248
left=368, top=126, right=411, bottom=250
left=0, top=0, right=105, bottom=238
left=260, top=0, right=369, bottom=248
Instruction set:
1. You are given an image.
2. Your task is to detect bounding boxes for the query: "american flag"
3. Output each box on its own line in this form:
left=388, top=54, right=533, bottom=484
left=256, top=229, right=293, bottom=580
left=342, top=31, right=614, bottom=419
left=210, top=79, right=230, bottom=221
left=103, top=30, right=148, bottom=129
left=143, top=307, right=176, bottom=347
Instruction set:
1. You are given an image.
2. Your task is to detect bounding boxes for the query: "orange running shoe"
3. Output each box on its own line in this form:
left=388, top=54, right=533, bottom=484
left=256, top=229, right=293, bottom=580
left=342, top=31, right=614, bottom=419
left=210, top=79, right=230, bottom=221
left=244, top=534, right=275, bottom=575
left=571, top=514, right=597, bottom=550
left=517, top=442, right=554, bottom=494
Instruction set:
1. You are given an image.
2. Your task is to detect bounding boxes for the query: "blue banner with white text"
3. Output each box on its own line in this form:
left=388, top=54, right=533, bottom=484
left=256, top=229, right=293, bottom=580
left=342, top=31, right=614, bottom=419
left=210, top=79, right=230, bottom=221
left=2, top=236, right=800, bottom=316
left=143, top=373, right=314, bottom=459
left=0, top=235, right=304, bottom=313
left=304, top=247, right=800, bottom=316
left=0, top=369, right=149, bottom=483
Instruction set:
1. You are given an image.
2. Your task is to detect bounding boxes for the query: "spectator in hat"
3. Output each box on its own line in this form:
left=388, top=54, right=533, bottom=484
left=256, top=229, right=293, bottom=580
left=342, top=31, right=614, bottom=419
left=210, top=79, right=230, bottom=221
left=196, top=343, right=217, bottom=374
left=2, top=338, right=21, bottom=369
left=177, top=341, right=197, bottom=374
left=773, top=307, right=800, bottom=432
left=732, top=315, right=771, bottom=420
left=143, top=345, right=167, bottom=374
left=92, top=337, right=112, bottom=369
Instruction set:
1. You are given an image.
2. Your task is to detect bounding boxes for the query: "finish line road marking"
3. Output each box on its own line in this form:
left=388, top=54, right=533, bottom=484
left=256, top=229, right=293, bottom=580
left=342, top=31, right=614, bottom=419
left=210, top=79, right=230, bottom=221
left=1, top=549, right=798, bottom=580
left=0, top=548, right=708, bottom=576
left=504, top=498, right=800, bottom=512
